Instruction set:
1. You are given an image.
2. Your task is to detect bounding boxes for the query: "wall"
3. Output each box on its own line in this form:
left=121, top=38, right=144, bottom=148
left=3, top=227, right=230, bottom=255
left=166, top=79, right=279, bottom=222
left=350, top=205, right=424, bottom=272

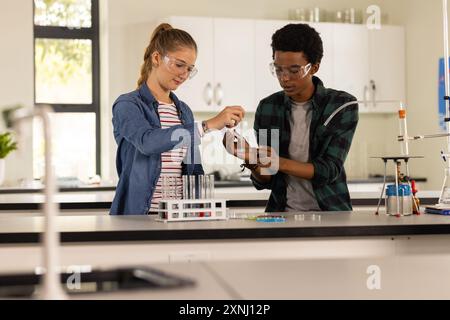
left=102, top=0, right=399, bottom=184
left=377, top=0, right=450, bottom=191
left=0, top=0, right=34, bottom=185
left=343, top=0, right=450, bottom=190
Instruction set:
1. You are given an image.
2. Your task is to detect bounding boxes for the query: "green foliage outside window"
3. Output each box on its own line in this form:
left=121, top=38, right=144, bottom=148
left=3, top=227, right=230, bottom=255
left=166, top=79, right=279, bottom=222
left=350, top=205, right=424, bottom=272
left=0, top=133, right=17, bottom=159
left=34, top=0, right=92, bottom=28
left=35, top=38, right=92, bottom=87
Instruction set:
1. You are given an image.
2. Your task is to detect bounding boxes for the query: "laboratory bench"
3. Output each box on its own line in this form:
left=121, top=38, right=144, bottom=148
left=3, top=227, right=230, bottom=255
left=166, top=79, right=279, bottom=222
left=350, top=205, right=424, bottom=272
left=1, top=210, right=450, bottom=244
left=0, top=211, right=450, bottom=274
left=0, top=211, right=450, bottom=300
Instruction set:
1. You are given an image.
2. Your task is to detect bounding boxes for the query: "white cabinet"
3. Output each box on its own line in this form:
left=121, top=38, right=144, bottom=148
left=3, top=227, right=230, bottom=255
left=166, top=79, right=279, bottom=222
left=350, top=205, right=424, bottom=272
left=333, top=24, right=370, bottom=103
left=167, top=16, right=405, bottom=114
left=166, top=17, right=214, bottom=112
left=254, top=20, right=289, bottom=106
left=333, top=24, right=405, bottom=113
left=213, top=18, right=255, bottom=110
left=167, top=16, right=255, bottom=112
left=254, top=21, right=406, bottom=114
left=368, top=26, right=406, bottom=113
left=308, top=23, right=335, bottom=89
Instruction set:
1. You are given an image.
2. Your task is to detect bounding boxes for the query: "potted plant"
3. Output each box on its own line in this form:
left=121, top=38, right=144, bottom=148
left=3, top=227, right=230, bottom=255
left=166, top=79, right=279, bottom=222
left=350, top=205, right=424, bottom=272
left=0, top=132, right=17, bottom=186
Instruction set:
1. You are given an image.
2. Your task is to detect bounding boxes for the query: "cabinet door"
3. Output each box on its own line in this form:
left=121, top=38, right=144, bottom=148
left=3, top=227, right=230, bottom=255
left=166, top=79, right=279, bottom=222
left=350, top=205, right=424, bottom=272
left=254, top=20, right=289, bottom=107
left=308, top=22, right=335, bottom=88
left=168, top=16, right=215, bottom=112
left=369, top=26, right=405, bottom=113
left=213, top=18, right=255, bottom=111
left=333, top=24, right=370, bottom=104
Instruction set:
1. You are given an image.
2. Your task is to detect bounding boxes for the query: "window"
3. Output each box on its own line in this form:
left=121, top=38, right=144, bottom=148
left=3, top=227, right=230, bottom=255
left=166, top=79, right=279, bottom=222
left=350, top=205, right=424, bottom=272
left=33, top=0, right=100, bottom=181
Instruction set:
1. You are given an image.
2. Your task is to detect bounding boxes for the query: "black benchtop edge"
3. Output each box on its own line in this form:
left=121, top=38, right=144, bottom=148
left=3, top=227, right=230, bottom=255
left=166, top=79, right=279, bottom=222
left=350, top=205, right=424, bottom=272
left=0, top=182, right=252, bottom=194
left=0, top=178, right=428, bottom=194
left=0, top=201, right=266, bottom=211
left=4, top=199, right=441, bottom=211
left=352, top=198, right=439, bottom=206
left=0, top=203, right=113, bottom=211
left=1, top=224, right=450, bottom=244
left=0, top=186, right=116, bottom=194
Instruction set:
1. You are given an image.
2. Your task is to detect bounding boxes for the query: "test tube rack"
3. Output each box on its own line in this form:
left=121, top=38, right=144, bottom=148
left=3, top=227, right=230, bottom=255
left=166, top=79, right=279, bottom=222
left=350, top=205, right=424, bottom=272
left=153, top=198, right=228, bottom=222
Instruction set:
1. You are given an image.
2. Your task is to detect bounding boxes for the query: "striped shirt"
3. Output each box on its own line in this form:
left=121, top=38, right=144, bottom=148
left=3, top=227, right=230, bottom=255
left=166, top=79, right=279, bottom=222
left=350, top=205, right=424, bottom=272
left=150, top=102, right=187, bottom=211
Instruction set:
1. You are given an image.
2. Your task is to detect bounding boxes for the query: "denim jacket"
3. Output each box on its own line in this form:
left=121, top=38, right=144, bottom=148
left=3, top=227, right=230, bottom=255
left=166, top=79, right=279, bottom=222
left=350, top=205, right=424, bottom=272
left=110, top=84, right=204, bottom=215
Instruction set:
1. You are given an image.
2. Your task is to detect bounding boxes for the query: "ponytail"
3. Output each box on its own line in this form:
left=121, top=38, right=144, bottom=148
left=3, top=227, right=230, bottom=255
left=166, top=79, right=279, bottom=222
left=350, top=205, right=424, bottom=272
left=137, top=23, right=197, bottom=88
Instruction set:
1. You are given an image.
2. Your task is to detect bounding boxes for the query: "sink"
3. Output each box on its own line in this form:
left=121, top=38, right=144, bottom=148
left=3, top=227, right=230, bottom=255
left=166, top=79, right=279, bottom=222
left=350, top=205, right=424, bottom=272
left=0, top=267, right=195, bottom=298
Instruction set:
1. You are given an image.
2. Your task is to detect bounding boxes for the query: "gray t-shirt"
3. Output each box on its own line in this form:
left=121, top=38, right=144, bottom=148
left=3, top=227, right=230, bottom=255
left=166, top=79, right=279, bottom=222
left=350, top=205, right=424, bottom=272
left=285, top=100, right=321, bottom=212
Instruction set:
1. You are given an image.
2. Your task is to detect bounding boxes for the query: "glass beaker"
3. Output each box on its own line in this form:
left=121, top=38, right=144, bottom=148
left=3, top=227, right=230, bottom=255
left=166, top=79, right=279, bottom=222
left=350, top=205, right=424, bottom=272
left=308, top=7, right=322, bottom=23
left=289, top=8, right=307, bottom=21
left=334, top=10, right=344, bottom=23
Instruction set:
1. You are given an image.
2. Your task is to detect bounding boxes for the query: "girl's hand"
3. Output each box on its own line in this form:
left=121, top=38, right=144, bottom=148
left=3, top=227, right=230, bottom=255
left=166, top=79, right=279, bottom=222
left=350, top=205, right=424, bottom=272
left=205, top=106, right=245, bottom=130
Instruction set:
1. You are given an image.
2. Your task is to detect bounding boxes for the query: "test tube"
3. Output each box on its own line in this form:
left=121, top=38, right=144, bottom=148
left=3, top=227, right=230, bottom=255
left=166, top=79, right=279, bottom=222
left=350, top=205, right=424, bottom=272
left=208, top=174, right=215, bottom=199
left=398, top=103, right=410, bottom=156
left=205, top=174, right=214, bottom=199
left=182, top=175, right=188, bottom=200
left=198, top=175, right=205, bottom=199
left=189, top=175, right=196, bottom=200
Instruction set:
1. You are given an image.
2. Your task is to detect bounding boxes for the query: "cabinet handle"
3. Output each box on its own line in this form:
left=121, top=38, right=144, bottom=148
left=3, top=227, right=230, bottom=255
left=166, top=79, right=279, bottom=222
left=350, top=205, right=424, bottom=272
left=370, top=80, right=377, bottom=108
left=363, top=85, right=369, bottom=108
left=203, top=82, right=213, bottom=106
left=214, top=83, right=224, bottom=107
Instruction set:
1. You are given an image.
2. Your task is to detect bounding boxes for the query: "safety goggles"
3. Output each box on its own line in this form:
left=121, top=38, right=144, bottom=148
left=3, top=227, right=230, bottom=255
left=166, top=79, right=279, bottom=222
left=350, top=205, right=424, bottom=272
left=163, top=55, right=198, bottom=79
left=269, top=62, right=312, bottom=79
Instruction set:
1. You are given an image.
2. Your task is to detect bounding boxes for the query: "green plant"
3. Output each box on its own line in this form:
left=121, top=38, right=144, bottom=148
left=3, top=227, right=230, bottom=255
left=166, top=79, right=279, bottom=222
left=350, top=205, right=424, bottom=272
left=0, top=132, right=17, bottom=159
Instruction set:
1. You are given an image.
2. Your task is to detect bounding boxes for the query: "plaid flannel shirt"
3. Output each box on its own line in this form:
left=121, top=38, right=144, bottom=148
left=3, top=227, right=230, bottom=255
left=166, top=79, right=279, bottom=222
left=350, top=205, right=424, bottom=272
left=252, top=76, right=359, bottom=212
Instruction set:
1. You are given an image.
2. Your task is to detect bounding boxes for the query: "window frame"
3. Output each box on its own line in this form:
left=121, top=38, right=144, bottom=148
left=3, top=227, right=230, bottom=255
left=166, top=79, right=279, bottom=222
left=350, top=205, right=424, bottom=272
left=33, top=0, right=101, bottom=174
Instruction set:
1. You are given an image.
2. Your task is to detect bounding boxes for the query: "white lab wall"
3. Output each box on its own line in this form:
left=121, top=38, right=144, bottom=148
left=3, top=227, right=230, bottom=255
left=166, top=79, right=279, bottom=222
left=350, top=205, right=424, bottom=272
left=102, top=0, right=399, bottom=184
left=0, top=0, right=34, bottom=185
left=388, top=0, right=450, bottom=190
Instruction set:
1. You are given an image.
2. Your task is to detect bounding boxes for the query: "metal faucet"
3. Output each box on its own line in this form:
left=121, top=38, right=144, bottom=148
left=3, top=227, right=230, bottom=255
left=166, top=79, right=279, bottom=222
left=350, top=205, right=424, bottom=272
left=12, top=105, right=67, bottom=300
